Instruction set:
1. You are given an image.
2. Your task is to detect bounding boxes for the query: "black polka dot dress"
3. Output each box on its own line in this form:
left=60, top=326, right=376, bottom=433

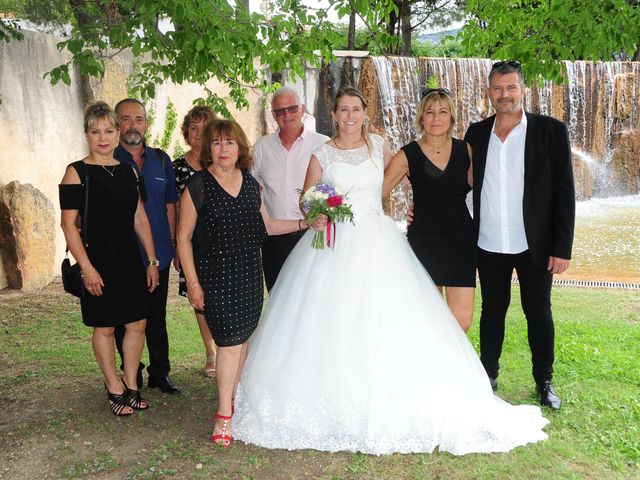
left=186, top=169, right=267, bottom=347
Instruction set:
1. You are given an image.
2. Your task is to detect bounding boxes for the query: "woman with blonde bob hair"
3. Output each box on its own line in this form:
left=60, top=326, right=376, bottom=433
left=383, top=87, right=476, bottom=332
left=59, top=101, right=159, bottom=416
left=415, top=88, right=457, bottom=138
left=177, top=119, right=304, bottom=447
left=173, top=105, right=218, bottom=379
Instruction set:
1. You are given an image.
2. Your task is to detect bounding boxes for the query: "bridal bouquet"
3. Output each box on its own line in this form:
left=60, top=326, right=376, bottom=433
left=300, top=182, right=354, bottom=249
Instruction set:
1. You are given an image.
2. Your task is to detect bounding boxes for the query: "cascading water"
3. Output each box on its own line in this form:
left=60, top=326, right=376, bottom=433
left=361, top=56, right=640, bottom=281
left=367, top=56, right=640, bottom=205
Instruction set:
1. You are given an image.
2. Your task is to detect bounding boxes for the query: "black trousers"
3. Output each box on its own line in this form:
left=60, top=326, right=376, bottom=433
left=262, top=231, right=305, bottom=292
left=477, top=248, right=555, bottom=385
left=115, top=266, right=171, bottom=379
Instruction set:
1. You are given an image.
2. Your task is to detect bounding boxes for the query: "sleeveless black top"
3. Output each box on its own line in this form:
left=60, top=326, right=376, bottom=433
left=402, top=138, right=477, bottom=287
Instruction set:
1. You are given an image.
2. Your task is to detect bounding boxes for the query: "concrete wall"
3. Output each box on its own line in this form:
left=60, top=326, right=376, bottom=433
left=0, top=30, right=86, bottom=289
left=0, top=29, right=324, bottom=289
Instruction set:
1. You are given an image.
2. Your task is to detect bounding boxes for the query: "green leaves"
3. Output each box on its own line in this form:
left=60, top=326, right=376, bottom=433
left=45, top=64, right=71, bottom=85
left=27, top=0, right=397, bottom=109
left=457, top=0, right=640, bottom=84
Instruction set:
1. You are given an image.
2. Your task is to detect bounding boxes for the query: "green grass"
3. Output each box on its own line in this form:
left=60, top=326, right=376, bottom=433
left=0, top=280, right=638, bottom=479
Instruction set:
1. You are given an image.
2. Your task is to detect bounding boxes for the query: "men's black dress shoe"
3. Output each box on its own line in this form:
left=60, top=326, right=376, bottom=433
left=537, top=381, right=561, bottom=410
left=489, top=376, right=498, bottom=392
left=148, top=375, right=182, bottom=395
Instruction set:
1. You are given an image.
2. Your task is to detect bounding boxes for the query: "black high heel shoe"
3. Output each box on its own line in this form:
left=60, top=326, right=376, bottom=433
left=105, top=384, right=134, bottom=416
left=123, top=379, right=150, bottom=410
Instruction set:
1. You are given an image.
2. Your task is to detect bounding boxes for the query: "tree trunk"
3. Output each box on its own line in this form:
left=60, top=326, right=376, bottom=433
left=386, top=8, right=398, bottom=54
left=67, top=0, right=121, bottom=105
left=341, top=10, right=356, bottom=90
left=400, top=0, right=412, bottom=56
left=347, top=10, right=356, bottom=50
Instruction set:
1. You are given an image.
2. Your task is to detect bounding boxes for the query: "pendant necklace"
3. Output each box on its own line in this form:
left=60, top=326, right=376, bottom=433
left=425, top=138, right=448, bottom=155
left=101, top=164, right=117, bottom=176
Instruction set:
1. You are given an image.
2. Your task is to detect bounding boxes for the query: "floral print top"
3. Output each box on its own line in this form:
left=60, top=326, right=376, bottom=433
left=173, top=156, right=199, bottom=197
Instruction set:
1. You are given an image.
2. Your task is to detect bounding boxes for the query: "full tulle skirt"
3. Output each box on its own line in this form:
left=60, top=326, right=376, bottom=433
left=234, top=214, right=549, bottom=455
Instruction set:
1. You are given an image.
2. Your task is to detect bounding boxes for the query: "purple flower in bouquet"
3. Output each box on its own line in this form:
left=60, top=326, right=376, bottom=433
left=300, top=182, right=354, bottom=249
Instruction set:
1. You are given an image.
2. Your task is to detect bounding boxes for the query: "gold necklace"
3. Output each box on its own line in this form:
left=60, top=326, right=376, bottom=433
left=101, top=164, right=117, bottom=176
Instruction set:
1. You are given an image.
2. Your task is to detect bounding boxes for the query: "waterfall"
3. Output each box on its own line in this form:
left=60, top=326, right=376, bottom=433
left=371, top=56, right=422, bottom=151
left=365, top=56, right=640, bottom=203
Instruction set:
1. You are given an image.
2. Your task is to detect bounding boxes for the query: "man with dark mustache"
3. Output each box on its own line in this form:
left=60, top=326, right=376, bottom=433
left=112, top=98, right=181, bottom=394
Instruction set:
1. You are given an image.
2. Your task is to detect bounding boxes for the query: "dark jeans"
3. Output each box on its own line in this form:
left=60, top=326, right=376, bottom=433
left=115, top=266, right=171, bottom=379
left=478, top=248, right=555, bottom=385
left=262, top=231, right=305, bottom=292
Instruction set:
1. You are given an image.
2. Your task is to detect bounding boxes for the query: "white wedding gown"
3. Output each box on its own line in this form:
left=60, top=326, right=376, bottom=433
left=234, top=134, right=549, bottom=455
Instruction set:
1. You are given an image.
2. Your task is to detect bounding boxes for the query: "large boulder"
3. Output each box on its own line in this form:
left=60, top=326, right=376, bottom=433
left=0, top=181, right=56, bottom=290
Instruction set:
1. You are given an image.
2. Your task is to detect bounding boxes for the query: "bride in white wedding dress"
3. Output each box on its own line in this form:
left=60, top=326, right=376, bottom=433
left=233, top=88, right=549, bottom=455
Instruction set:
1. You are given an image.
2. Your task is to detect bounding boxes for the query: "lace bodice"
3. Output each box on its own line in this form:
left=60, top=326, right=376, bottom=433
left=313, top=134, right=385, bottom=221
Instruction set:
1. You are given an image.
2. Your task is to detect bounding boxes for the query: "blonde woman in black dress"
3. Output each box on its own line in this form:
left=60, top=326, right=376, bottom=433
left=383, top=88, right=476, bottom=332
left=60, top=102, right=159, bottom=416
left=173, top=105, right=218, bottom=378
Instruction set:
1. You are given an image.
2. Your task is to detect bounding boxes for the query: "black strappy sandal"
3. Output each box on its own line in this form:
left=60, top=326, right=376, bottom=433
left=123, top=380, right=149, bottom=410
left=105, top=384, right=134, bottom=416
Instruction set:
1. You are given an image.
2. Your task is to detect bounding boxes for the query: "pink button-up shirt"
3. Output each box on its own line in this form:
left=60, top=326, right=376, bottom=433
left=252, top=128, right=329, bottom=220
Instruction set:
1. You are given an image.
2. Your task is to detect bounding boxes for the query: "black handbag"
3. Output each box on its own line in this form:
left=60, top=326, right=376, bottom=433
left=61, top=163, right=90, bottom=298
left=61, top=256, right=84, bottom=297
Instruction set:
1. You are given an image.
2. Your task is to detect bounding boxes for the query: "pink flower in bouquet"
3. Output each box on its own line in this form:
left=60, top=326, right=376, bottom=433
left=326, top=195, right=343, bottom=207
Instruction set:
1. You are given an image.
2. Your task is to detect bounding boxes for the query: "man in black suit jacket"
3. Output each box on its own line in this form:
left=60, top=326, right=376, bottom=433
left=464, top=61, right=575, bottom=410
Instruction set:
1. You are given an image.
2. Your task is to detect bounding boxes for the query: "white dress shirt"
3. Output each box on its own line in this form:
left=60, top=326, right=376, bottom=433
left=478, top=112, right=529, bottom=254
left=252, top=127, right=329, bottom=220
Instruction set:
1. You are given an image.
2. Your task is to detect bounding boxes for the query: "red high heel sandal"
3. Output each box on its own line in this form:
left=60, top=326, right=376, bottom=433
left=211, top=413, right=233, bottom=448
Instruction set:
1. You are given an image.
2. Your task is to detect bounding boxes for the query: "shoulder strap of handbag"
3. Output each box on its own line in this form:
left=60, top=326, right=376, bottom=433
left=65, top=161, right=90, bottom=254
left=79, top=161, right=90, bottom=248
left=135, top=147, right=165, bottom=204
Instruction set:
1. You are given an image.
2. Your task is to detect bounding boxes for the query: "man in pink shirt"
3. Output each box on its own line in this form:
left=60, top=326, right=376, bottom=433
left=252, top=87, right=329, bottom=291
